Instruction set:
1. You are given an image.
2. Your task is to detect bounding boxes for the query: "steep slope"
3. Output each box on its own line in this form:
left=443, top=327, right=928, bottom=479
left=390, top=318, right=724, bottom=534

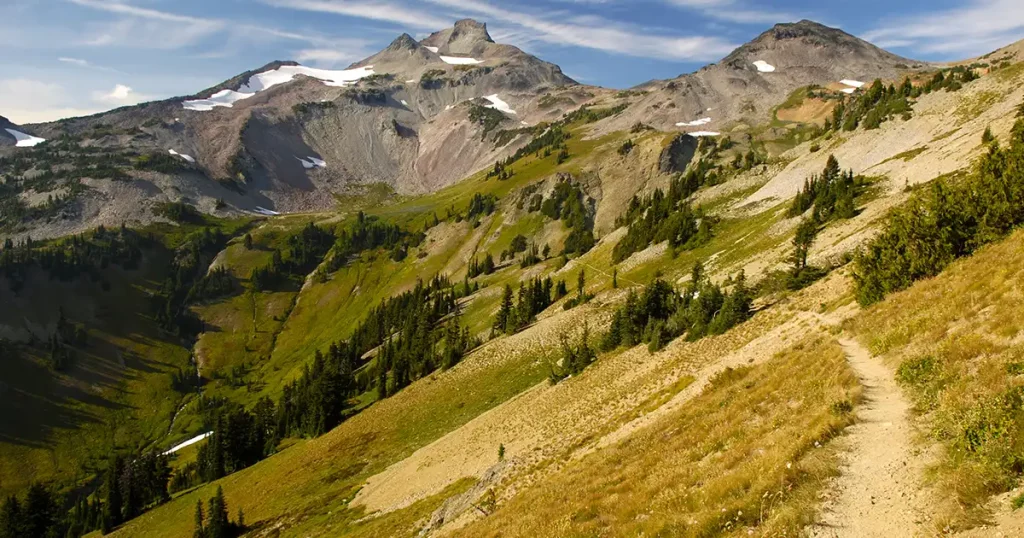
left=0, top=20, right=584, bottom=242
left=595, top=20, right=923, bottom=136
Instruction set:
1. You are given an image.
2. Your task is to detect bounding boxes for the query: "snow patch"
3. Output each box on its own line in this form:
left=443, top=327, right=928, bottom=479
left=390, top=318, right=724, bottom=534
left=253, top=207, right=281, bottom=216
left=297, top=156, right=327, bottom=169
left=400, top=99, right=408, bottom=106
left=424, top=46, right=439, bottom=53
left=168, top=149, right=195, bottom=163
left=687, top=131, right=720, bottom=137
left=840, top=79, right=865, bottom=88
left=183, top=64, right=375, bottom=111
left=440, top=55, right=482, bottom=65
left=5, top=128, right=46, bottom=147
left=840, top=87, right=857, bottom=94
left=405, top=79, right=416, bottom=83
left=482, top=94, right=516, bottom=115
left=164, top=432, right=212, bottom=455
left=676, top=117, right=711, bottom=127
left=753, top=60, right=776, bottom=73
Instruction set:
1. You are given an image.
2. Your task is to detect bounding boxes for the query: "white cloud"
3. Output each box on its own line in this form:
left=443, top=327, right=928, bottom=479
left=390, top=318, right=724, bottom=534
left=92, top=83, right=147, bottom=105
left=58, top=57, right=90, bottom=67
left=422, top=0, right=737, bottom=61
left=261, top=0, right=453, bottom=30
left=296, top=48, right=359, bottom=66
left=0, top=78, right=102, bottom=124
left=664, top=0, right=797, bottom=25
left=863, top=0, right=1024, bottom=57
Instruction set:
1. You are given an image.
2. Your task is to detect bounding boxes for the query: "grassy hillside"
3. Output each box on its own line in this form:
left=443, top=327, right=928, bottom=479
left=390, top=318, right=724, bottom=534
left=0, top=216, right=251, bottom=498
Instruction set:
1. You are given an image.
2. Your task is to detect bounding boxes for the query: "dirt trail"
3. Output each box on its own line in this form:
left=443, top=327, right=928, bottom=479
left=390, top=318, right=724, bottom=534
left=809, top=338, right=931, bottom=537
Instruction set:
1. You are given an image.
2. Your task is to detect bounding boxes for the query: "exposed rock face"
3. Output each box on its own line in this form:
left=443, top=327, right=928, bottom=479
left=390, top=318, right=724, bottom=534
left=1, top=19, right=584, bottom=240
left=659, top=134, right=699, bottom=174
left=594, top=20, right=924, bottom=136
left=0, top=19, right=925, bottom=242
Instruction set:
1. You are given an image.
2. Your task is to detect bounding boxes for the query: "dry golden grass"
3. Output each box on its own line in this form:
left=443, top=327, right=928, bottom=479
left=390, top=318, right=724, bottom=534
left=847, top=228, right=1024, bottom=531
left=449, top=335, right=860, bottom=538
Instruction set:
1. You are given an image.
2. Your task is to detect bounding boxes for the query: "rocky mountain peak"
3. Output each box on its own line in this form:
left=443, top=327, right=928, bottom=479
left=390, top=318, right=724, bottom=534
left=720, top=19, right=913, bottom=71
left=451, top=19, right=493, bottom=44
left=386, top=33, right=419, bottom=52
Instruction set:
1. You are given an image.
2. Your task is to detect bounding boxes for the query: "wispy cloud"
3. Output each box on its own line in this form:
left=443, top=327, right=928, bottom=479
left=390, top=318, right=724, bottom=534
left=261, top=0, right=453, bottom=30
left=863, top=0, right=1024, bottom=57
left=91, top=83, right=153, bottom=105
left=58, top=56, right=126, bottom=74
left=423, top=0, right=737, bottom=61
left=663, top=0, right=798, bottom=25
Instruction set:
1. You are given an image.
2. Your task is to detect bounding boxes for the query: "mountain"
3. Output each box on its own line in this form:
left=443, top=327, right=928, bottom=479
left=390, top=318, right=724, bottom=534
left=5, top=14, right=1024, bottom=538
left=0, top=20, right=914, bottom=243
left=1, top=19, right=586, bottom=241
left=596, top=20, right=924, bottom=134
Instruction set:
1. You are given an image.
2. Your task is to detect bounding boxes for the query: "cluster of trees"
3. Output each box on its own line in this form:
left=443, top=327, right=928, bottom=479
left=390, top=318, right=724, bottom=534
left=788, top=155, right=858, bottom=221
left=193, top=487, right=245, bottom=538
left=324, top=212, right=419, bottom=272
left=153, top=226, right=232, bottom=337
left=547, top=324, right=597, bottom=383
left=536, top=177, right=595, bottom=256
left=250, top=222, right=335, bottom=291
left=134, top=152, right=189, bottom=174
left=186, top=267, right=236, bottom=304
left=0, top=225, right=143, bottom=292
left=0, top=140, right=137, bottom=231
left=493, top=277, right=563, bottom=335
left=0, top=484, right=64, bottom=538
left=1, top=452, right=174, bottom=538
left=562, top=104, right=629, bottom=125
left=612, top=179, right=713, bottom=263
left=157, top=202, right=204, bottom=224
left=827, top=79, right=913, bottom=132
left=826, top=68, right=977, bottom=133
left=855, top=110, right=1024, bottom=305
left=98, top=453, right=172, bottom=532
left=466, top=193, right=498, bottom=222
left=469, top=104, right=509, bottom=140
left=47, top=309, right=87, bottom=371
left=467, top=253, right=496, bottom=278
left=602, top=264, right=752, bottom=352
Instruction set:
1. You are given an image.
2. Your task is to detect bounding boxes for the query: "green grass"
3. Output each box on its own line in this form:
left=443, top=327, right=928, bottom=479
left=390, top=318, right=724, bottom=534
left=848, top=228, right=1024, bottom=531
left=878, top=146, right=928, bottom=165
left=449, top=334, right=860, bottom=537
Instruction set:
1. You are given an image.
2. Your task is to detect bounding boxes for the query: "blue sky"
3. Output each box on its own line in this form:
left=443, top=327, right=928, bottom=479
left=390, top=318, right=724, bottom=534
left=2, top=0, right=1021, bottom=124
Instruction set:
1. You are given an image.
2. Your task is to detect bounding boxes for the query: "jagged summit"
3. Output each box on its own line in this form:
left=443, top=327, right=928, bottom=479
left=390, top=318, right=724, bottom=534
left=386, top=33, right=419, bottom=52
left=422, top=18, right=494, bottom=55
left=721, top=19, right=915, bottom=73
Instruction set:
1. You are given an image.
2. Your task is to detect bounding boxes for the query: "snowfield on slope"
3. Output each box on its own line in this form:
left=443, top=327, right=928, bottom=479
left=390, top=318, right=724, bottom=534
left=425, top=46, right=439, bottom=53
left=753, top=60, right=776, bottom=72
left=483, top=94, right=516, bottom=114
left=440, top=55, right=483, bottom=65
left=168, top=149, right=195, bottom=163
left=297, top=156, right=327, bottom=169
left=183, top=65, right=375, bottom=111
left=840, top=79, right=866, bottom=88
left=5, top=128, right=46, bottom=147
left=676, top=117, right=712, bottom=127
left=163, top=432, right=212, bottom=455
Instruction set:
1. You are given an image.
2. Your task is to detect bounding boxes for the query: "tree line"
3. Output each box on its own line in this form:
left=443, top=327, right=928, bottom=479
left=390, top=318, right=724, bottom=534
left=602, top=263, right=752, bottom=352
left=855, top=107, right=1024, bottom=305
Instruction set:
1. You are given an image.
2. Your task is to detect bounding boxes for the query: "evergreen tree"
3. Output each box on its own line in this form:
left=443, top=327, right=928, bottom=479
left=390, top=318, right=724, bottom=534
left=207, top=487, right=229, bottom=538
left=193, top=500, right=206, bottom=538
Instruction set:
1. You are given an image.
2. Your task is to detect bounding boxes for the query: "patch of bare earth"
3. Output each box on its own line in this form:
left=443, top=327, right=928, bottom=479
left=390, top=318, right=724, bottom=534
left=808, top=338, right=934, bottom=537
left=349, top=272, right=855, bottom=535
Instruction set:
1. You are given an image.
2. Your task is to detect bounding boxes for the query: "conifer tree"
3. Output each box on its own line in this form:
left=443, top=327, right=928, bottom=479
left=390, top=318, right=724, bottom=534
left=193, top=500, right=206, bottom=538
